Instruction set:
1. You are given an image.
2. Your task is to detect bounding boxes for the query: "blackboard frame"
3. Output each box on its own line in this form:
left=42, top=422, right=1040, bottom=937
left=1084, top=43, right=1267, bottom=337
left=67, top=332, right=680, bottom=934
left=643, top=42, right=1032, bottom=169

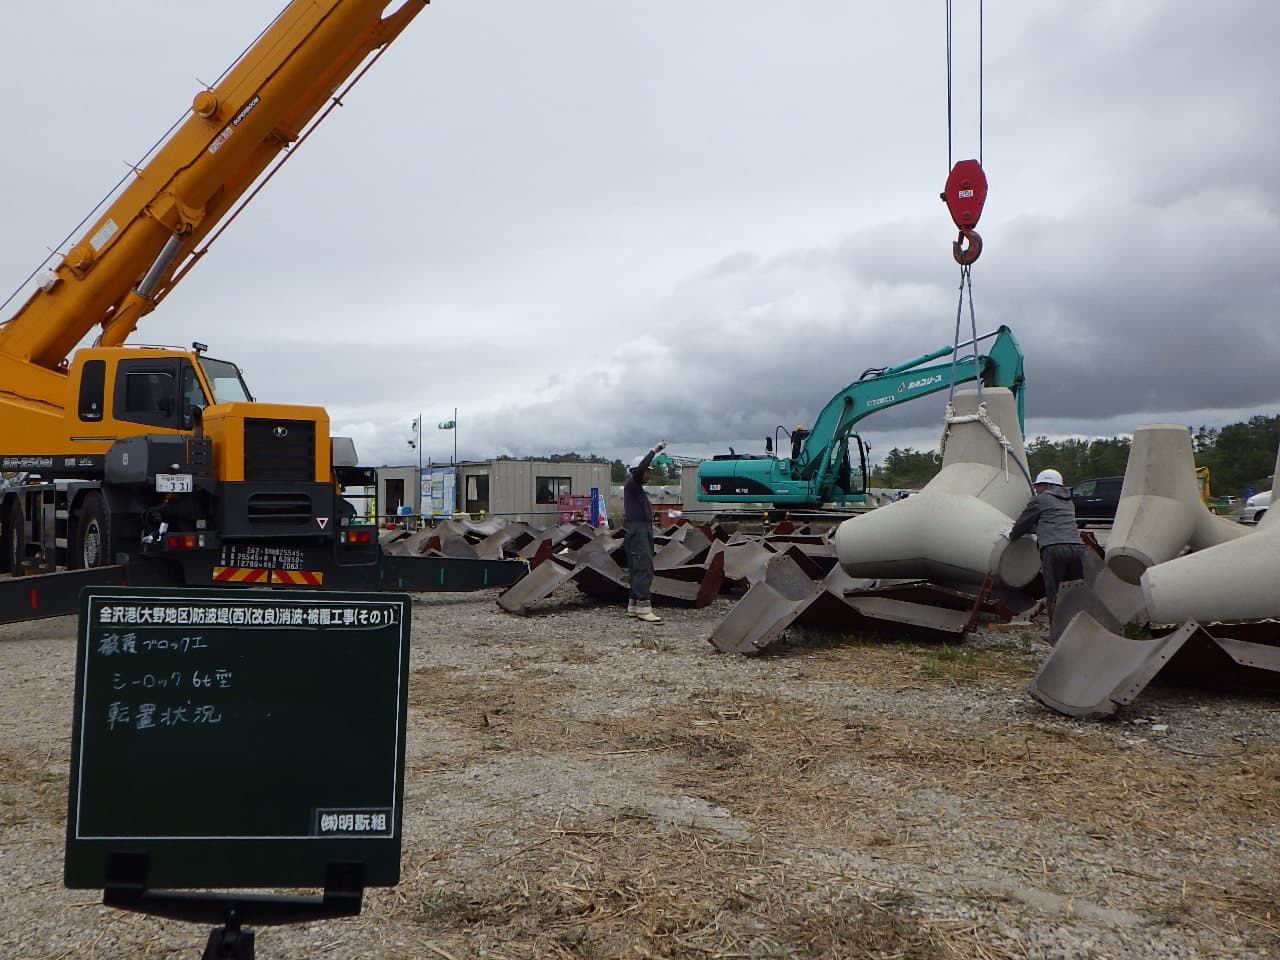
left=65, top=586, right=411, bottom=890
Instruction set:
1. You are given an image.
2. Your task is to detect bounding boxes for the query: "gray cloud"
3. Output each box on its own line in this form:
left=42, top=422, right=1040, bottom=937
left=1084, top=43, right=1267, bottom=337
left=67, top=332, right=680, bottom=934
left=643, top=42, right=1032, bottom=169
left=2, top=1, right=1277, bottom=471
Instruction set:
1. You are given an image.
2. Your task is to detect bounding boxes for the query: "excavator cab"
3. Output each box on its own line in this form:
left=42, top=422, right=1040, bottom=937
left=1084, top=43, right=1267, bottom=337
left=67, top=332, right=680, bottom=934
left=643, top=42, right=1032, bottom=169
left=790, top=427, right=810, bottom=463
left=832, top=434, right=869, bottom=499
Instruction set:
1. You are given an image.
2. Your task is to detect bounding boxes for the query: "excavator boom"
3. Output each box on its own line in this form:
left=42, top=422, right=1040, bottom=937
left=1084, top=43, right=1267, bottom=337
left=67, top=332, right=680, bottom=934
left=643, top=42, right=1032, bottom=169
left=696, top=325, right=1026, bottom=508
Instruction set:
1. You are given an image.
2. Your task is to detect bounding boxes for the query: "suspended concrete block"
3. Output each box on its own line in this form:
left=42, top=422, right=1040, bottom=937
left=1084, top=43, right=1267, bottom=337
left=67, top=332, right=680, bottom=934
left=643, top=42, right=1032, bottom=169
left=1105, top=424, right=1248, bottom=585
left=834, top=386, right=1040, bottom=588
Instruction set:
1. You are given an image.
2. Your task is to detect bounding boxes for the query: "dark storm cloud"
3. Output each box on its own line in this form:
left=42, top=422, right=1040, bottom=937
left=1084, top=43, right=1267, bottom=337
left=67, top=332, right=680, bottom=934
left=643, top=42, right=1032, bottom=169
left=3, top=1, right=1278, bottom=469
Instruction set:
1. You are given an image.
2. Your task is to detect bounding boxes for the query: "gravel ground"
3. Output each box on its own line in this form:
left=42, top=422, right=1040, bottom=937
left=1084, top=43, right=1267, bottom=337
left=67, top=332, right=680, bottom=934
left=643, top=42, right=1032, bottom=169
left=2, top=584, right=1279, bottom=959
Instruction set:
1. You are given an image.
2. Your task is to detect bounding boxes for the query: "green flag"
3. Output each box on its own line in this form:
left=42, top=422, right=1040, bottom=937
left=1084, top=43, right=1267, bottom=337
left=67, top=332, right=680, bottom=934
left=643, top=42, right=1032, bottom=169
left=438, top=419, right=455, bottom=430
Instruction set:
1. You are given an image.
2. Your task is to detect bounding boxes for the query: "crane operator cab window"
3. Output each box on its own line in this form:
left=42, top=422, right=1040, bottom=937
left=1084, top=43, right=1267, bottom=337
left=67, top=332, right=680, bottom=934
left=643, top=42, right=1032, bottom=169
left=197, top=356, right=252, bottom=404
left=112, top=358, right=208, bottom=431
left=180, top=363, right=206, bottom=429
left=110, top=356, right=250, bottom=430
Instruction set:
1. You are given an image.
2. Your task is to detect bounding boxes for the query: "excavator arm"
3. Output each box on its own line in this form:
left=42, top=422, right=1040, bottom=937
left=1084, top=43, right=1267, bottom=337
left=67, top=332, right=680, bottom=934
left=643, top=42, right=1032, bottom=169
left=793, top=325, right=1025, bottom=483
left=0, top=0, right=429, bottom=378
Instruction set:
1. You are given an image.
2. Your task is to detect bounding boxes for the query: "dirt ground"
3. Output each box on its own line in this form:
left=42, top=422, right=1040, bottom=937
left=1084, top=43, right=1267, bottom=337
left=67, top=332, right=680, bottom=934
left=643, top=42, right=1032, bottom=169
left=3, top=585, right=1280, bottom=960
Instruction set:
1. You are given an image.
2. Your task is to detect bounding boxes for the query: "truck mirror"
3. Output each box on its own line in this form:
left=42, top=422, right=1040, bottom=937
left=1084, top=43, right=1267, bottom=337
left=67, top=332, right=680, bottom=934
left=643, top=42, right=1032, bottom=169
left=765, top=437, right=773, bottom=455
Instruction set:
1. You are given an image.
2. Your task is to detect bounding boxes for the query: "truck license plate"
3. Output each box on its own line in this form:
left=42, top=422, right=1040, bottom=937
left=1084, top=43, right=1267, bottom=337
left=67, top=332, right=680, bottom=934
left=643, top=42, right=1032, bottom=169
left=155, top=473, right=193, bottom=493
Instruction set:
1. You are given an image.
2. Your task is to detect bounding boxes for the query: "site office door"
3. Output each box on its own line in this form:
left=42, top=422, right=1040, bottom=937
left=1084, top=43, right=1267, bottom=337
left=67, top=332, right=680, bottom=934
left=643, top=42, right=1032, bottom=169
left=465, top=473, right=489, bottom=514
left=383, top=478, right=404, bottom=518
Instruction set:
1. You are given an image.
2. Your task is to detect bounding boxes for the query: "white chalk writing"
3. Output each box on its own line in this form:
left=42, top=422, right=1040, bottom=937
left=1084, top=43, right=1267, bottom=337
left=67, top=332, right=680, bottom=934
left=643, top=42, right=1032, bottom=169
left=105, top=699, right=224, bottom=731
left=95, top=604, right=397, bottom=629
left=97, top=633, right=206, bottom=655
left=110, top=669, right=232, bottom=691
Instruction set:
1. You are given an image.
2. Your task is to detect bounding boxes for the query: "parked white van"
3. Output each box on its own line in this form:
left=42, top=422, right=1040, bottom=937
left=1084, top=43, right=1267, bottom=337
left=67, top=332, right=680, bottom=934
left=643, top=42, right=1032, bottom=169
left=1239, top=489, right=1272, bottom=524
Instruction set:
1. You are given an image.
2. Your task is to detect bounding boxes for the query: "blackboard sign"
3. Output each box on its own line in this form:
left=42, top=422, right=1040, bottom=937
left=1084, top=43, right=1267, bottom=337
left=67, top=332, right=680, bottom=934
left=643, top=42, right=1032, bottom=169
left=65, top=586, right=411, bottom=890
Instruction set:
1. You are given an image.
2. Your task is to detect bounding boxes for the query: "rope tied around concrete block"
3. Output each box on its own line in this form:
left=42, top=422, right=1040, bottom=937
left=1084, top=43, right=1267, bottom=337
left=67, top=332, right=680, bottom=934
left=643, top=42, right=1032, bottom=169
left=939, top=400, right=1034, bottom=489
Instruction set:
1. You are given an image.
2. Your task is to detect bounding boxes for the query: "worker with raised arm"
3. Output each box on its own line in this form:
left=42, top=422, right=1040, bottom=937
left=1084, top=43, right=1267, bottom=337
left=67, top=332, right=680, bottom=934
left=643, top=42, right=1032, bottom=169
left=1007, top=468, right=1085, bottom=629
left=624, top=440, right=667, bottom=623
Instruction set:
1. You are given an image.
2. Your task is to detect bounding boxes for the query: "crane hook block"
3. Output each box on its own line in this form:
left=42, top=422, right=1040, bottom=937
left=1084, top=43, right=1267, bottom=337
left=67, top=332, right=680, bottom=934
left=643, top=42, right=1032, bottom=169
left=941, top=158, right=988, bottom=231
left=952, top=227, right=982, bottom=265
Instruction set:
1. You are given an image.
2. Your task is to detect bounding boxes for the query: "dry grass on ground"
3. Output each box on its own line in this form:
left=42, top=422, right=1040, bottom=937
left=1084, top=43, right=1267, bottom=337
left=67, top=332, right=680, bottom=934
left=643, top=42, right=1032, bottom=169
left=0, top=742, right=69, bottom=830
left=392, top=637, right=1280, bottom=958
left=6, top=616, right=1279, bottom=959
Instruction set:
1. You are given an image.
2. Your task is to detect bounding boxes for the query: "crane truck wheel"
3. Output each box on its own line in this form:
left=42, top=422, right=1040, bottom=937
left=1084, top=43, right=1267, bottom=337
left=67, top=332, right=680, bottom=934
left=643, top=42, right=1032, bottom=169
left=72, top=493, right=113, bottom=569
left=2, top=498, right=23, bottom=575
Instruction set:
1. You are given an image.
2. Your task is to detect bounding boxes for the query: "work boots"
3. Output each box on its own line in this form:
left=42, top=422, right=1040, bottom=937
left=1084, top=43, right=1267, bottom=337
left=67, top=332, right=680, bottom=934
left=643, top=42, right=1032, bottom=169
left=634, top=601, right=662, bottom=623
left=627, top=599, right=637, bottom=616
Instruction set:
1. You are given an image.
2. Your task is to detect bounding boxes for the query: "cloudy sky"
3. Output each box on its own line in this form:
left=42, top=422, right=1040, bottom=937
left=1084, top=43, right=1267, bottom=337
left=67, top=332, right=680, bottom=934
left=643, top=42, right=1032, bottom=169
left=2, top=1, right=1277, bottom=469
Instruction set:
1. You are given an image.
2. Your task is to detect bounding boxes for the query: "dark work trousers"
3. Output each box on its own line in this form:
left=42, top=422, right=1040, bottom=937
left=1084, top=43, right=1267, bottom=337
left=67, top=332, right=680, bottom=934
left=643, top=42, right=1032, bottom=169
left=1040, top=542, right=1086, bottom=624
left=624, top=519, right=656, bottom=601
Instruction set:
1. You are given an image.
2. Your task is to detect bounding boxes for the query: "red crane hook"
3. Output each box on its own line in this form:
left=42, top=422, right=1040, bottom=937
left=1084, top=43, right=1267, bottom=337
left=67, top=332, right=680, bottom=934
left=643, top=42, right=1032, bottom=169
left=952, top=227, right=982, bottom=265
left=941, top=158, right=988, bottom=265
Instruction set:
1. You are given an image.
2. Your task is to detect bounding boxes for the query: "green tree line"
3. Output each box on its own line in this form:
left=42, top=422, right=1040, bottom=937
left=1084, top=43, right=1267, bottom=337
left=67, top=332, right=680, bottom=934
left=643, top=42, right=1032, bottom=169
left=869, top=414, right=1280, bottom=498
left=609, top=457, right=679, bottom=483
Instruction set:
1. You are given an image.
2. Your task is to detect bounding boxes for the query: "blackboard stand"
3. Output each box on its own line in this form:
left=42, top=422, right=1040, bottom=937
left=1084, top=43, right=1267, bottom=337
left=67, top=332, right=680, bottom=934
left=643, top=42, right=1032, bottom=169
left=102, top=853, right=364, bottom=959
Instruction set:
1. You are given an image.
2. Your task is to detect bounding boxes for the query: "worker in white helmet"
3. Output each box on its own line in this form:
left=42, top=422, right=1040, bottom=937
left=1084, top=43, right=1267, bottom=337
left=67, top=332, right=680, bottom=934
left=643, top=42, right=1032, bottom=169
left=623, top=440, right=667, bottom=623
left=1007, top=468, right=1085, bottom=627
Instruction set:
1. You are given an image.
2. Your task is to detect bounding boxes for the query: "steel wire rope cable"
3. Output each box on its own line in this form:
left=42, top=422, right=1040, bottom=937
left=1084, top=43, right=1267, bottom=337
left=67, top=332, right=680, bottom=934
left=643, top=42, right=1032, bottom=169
left=936, top=1, right=1032, bottom=489
left=943, top=0, right=983, bottom=415
left=173, top=14, right=402, bottom=291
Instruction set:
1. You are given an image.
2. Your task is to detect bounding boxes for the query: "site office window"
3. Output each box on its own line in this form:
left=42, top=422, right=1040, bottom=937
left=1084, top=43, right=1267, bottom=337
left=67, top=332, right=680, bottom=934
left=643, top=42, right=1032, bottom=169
left=536, top=476, right=572, bottom=505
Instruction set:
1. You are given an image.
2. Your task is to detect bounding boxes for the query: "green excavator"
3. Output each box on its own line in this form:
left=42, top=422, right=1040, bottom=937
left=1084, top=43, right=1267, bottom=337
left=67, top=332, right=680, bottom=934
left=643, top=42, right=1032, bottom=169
left=694, top=325, right=1025, bottom=510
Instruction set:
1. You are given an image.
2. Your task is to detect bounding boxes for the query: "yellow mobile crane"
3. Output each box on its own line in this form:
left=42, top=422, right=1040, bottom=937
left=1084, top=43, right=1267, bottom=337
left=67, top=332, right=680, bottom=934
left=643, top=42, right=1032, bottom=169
left=0, top=2, right=517, bottom=616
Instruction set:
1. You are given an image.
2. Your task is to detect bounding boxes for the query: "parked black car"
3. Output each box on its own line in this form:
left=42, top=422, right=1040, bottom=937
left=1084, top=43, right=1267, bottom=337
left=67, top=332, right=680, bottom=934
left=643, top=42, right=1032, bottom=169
left=1071, top=476, right=1124, bottom=526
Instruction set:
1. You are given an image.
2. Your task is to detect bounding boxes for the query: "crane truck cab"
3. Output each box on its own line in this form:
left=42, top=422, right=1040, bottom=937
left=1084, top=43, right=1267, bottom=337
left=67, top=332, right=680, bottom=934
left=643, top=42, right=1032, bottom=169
left=0, top=341, right=378, bottom=584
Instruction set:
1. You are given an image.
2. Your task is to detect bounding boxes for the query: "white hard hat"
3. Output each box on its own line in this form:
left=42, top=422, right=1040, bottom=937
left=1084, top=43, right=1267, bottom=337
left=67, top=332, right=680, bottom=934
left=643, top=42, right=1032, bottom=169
left=1034, top=468, right=1064, bottom=486
left=629, top=455, right=644, bottom=469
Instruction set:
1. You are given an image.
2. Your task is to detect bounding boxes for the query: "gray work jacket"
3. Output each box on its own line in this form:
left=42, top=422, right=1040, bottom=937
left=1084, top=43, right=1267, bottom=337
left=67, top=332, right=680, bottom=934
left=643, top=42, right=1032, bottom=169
left=1010, top=484, right=1080, bottom=550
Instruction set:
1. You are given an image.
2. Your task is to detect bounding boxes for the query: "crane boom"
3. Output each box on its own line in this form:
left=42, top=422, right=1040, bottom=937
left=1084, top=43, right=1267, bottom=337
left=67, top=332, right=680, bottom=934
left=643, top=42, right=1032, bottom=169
left=0, top=0, right=427, bottom=379
left=0, top=1, right=438, bottom=598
